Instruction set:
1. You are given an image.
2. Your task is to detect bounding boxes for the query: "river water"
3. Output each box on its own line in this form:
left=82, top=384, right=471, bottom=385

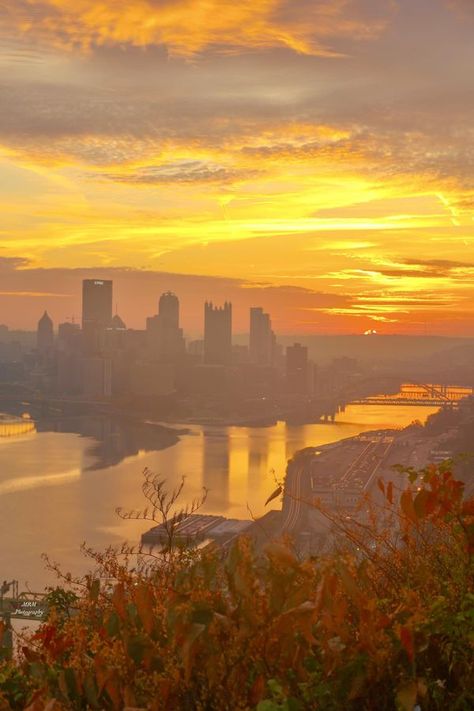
left=0, top=404, right=437, bottom=590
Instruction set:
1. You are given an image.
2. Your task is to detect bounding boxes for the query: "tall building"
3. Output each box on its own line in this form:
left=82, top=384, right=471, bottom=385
left=286, top=342, right=308, bottom=394
left=110, top=314, right=127, bottom=331
left=188, top=339, right=204, bottom=359
left=37, top=311, right=54, bottom=354
left=81, top=357, right=112, bottom=399
left=249, top=307, right=275, bottom=366
left=82, top=279, right=113, bottom=353
left=204, top=301, right=232, bottom=365
left=158, top=291, right=179, bottom=329
left=58, top=321, right=80, bottom=350
left=146, top=291, right=185, bottom=361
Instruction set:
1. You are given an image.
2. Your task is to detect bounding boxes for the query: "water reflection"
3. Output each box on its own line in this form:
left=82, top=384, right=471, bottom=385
left=202, top=428, right=230, bottom=510
left=37, top=416, right=180, bottom=470
left=0, top=403, right=439, bottom=590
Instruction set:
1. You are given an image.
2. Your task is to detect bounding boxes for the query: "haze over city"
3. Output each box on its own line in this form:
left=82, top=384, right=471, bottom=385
left=1, top=0, right=474, bottom=333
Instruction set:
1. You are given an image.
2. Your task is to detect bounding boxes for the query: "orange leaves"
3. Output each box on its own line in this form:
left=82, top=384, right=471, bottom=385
left=398, top=466, right=470, bottom=530
left=462, top=499, right=474, bottom=516
left=396, top=678, right=427, bottom=711
left=400, top=490, right=417, bottom=524
left=387, top=481, right=394, bottom=505
left=337, top=562, right=362, bottom=604
left=180, top=622, right=205, bottom=682
left=24, top=697, right=65, bottom=711
left=413, top=488, right=434, bottom=519
left=249, top=674, right=265, bottom=706
left=265, top=542, right=299, bottom=570
left=112, top=583, right=127, bottom=620
left=133, top=583, right=155, bottom=635
left=398, top=626, right=414, bottom=663
left=279, top=601, right=317, bottom=646
left=377, top=477, right=394, bottom=505
left=396, top=679, right=417, bottom=711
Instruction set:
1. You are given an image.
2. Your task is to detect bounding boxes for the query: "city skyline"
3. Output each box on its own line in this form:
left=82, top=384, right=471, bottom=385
left=1, top=1, right=474, bottom=335
left=4, top=265, right=474, bottom=337
left=36, top=280, right=274, bottom=343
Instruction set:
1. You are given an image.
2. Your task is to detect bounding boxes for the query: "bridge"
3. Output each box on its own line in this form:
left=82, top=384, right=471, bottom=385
left=350, top=383, right=472, bottom=407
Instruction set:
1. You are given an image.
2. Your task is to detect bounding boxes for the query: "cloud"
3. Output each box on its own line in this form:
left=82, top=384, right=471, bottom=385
left=1, top=1, right=474, bottom=337
left=98, top=160, right=258, bottom=185
left=0, top=0, right=394, bottom=58
left=0, top=256, right=30, bottom=271
left=402, top=258, right=474, bottom=272
left=328, top=257, right=474, bottom=284
left=445, top=0, right=474, bottom=18
left=0, top=291, right=71, bottom=297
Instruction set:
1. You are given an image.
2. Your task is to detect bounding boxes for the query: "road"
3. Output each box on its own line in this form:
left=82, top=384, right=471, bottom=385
left=281, top=434, right=395, bottom=534
left=281, top=460, right=304, bottom=533
left=339, top=435, right=394, bottom=492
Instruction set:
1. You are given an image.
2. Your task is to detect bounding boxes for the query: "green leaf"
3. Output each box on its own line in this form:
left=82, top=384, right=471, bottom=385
left=84, top=672, right=100, bottom=709
left=106, top=611, right=121, bottom=638
left=257, top=702, right=280, bottom=711
left=64, top=667, right=79, bottom=699
left=127, top=636, right=146, bottom=665
left=191, top=607, right=213, bottom=626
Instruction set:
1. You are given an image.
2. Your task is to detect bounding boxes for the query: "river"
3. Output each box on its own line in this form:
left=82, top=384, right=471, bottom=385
left=0, top=403, right=438, bottom=590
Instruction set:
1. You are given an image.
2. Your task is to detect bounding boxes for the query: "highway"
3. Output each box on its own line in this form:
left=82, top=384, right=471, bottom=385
left=281, top=459, right=305, bottom=533
left=339, top=435, right=394, bottom=491
left=281, top=433, right=395, bottom=535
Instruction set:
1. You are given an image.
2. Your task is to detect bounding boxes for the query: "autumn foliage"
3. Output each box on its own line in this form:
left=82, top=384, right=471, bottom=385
left=1, top=464, right=473, bottom=710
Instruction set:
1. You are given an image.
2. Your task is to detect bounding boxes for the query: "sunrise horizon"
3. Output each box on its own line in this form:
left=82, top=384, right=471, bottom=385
left=2, top=0, right=474, bottom=336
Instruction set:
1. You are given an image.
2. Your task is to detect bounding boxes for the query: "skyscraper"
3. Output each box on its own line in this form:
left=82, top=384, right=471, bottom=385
left=37, top=311, right=54, bottom=354
left=57, top=321, right=82, bottom=394
left=249, top=307, right=275, bottom=366
left=204, top=301, right=232, bottom=365
left=82, top=279, right=113, bottom=353
left=158, top=291, right=179, bottom=329
left=286, top=342, right=308, bottom=394
left=146, top=291, right=185, bottom=361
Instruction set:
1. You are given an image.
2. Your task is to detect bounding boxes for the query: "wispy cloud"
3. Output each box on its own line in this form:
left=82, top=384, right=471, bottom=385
left=0, top=0, right=394, bottom=57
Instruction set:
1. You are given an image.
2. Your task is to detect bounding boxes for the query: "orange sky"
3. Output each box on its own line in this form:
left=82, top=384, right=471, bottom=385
left=1, top=0, right=474, bottom=334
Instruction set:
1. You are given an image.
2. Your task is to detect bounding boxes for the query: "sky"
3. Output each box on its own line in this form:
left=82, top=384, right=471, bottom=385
left=1, top=0, right=473, bottom=334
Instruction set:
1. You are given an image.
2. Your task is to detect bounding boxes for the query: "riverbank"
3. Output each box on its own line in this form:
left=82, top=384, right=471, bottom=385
left=0, top=401, right=440, bottom=590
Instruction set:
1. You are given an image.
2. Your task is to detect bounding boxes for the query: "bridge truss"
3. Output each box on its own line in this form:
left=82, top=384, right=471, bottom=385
left=350, top=383, right=472, bottom=407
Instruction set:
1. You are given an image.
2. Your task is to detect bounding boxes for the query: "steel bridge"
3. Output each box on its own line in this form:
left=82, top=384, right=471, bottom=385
left=350, top=383, right=473, bottom=407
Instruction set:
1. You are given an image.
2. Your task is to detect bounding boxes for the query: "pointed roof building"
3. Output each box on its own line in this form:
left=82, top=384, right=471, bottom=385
left=37, top=310, right=54, bottom=353
left=110, top=313, right=127, bottom=330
